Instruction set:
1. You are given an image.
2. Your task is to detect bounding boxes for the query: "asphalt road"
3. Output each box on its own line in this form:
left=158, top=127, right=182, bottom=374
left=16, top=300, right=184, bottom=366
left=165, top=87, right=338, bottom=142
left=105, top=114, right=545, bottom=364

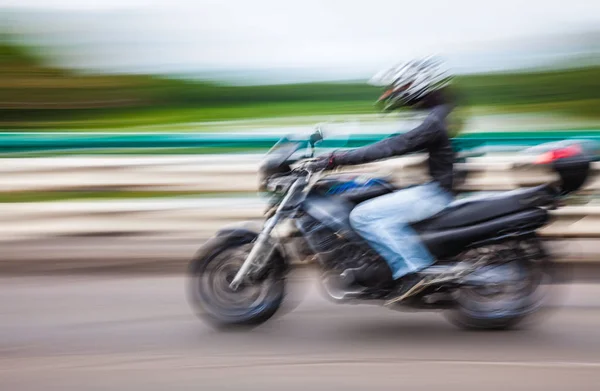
left=1, top=274, right=600, bottom=391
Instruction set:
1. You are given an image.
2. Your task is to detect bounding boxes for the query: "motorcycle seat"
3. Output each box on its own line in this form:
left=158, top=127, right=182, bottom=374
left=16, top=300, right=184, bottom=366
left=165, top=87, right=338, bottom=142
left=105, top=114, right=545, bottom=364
left=413, top=184, right=557, bottom=232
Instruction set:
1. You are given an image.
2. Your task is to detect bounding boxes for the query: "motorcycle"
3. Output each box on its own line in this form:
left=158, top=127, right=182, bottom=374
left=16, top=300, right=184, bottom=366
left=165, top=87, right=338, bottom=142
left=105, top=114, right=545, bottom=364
left=187, top=128, right=592, bottom=330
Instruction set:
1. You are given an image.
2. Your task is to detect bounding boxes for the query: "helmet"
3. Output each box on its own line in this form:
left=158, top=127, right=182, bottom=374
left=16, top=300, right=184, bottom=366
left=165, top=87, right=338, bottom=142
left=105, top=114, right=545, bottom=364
left=368, top=56, right=452, bottom=111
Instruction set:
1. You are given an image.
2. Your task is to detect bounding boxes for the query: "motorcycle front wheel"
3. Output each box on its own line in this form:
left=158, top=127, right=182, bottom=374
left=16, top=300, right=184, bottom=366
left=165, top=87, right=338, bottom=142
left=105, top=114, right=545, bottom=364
left=186, top=234, right=286, bottom=329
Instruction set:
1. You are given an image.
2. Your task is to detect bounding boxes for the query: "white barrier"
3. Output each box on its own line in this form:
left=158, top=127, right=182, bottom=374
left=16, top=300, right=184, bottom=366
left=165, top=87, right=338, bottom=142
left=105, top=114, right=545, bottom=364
left=1, top=198, right=600, bottom=242
left=2, top=154, right=600, bottom=193
left=1, top=154, right=599, bottom=244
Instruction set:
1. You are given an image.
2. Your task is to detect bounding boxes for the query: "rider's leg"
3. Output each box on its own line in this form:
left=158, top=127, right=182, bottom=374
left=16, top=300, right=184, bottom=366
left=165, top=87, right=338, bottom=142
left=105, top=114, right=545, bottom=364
left=349, top=182, right=453, bottom=281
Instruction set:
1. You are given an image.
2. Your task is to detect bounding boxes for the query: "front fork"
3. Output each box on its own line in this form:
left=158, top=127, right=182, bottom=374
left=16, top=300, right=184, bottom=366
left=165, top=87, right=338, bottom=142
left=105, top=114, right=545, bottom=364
left=228, top=215, right=281, bottom=291
left=229, top=178, right=304, bottom=291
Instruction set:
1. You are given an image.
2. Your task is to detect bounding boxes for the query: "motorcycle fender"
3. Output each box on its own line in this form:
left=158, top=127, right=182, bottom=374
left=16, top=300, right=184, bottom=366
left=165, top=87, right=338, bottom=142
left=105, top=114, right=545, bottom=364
left=194, top=221, right=289, bottom=275
left=460, top=263, right=521, bottom=286
left=217, top=220, right=296, bottom=240
left=216, top=221, right=263, bottom=239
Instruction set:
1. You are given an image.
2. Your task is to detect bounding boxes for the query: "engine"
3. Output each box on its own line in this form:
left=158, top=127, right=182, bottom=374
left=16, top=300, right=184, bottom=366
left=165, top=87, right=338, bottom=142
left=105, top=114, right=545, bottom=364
left=295, top=213, right=391, bottom=286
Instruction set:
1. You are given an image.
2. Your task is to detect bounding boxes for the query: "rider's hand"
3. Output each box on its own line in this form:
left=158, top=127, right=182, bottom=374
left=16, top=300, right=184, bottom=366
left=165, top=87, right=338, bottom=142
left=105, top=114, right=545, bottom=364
left=307, top=153, right=336, bottom=172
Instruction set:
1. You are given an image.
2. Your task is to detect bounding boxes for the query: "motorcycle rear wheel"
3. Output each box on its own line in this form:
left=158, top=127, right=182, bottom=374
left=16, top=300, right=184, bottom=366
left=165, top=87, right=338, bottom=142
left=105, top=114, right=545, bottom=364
left=445, top=259, right=556, bottom=330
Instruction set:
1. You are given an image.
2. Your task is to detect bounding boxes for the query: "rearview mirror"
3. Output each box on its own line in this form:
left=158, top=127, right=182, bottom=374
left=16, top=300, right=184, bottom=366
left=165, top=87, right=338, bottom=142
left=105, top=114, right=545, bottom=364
left=309, top=127, right=324, bottom=148
left=307, top=126, right=324, bottom=158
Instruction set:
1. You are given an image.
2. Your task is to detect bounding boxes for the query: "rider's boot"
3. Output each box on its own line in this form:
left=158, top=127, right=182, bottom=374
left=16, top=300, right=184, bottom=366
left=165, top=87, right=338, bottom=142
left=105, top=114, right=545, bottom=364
left=384, top=273, right=428, bottom=306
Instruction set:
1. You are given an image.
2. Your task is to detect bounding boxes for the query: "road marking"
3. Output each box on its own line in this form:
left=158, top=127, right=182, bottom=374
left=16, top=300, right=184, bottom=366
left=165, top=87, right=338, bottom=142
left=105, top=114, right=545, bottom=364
left=2, top=355, right=600, bottom=371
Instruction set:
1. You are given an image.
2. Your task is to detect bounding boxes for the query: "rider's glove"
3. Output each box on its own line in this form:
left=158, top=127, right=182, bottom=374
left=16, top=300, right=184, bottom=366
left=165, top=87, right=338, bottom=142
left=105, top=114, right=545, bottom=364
left=308, top=153, right=337, bottom=172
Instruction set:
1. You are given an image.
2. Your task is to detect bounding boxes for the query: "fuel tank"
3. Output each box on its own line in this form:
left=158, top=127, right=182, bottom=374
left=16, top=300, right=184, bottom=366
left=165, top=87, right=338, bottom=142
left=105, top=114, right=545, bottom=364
left=310, top=173, right=396, bottom=204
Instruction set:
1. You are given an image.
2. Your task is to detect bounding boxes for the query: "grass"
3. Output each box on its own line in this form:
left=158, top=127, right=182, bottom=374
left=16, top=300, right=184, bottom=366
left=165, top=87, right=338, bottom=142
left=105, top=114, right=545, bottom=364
left=0, top=190, right=254, bottom=203
left=474, top=99, right=600, bottom=118
left=4, top=188, right=595, bottom=204
left=3, top=100, right=599, bottom=132
left=0, top=101, right=377, bottom=131
left=0, top=107, right=565, bottom=130
left=0, top=147, right=266, bottom=158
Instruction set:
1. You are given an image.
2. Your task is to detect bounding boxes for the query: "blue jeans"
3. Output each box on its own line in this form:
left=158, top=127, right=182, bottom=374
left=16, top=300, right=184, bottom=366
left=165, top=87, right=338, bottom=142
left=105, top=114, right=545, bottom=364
left=349, top=182, right=453, bottom=280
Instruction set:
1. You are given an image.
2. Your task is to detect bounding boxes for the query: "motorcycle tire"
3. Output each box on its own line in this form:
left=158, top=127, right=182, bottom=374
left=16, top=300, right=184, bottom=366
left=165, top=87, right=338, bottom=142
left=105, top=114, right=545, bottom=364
left=186, top=233, right=286, bottom=329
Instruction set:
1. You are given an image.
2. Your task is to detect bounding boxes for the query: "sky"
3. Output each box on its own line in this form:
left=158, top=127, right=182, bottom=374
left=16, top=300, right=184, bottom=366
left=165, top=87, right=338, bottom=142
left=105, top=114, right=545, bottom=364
left=2, top=0, right=599, bottom=82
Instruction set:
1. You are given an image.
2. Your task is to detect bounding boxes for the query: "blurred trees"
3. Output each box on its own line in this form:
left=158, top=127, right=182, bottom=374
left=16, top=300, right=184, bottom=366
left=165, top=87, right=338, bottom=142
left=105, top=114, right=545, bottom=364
left=1, top=40, right=598, bottom=129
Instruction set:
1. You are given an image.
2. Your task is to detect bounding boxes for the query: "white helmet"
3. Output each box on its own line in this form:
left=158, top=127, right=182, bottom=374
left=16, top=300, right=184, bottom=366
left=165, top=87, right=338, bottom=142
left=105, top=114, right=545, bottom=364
left=368, top=56, right=453, bottom=111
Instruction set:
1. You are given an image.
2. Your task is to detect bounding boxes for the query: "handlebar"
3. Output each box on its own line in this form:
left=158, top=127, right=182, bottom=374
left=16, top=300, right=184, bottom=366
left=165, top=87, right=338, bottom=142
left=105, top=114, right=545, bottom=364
left=295, top=158, right=324, bottom=174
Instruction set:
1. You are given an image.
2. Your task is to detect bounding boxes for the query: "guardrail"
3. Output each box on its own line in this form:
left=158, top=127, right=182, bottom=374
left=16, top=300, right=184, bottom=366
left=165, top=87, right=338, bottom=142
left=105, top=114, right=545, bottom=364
left=2, top=130, right=600, bottom=154
left=1, top=198, right=599, bottom=242
left=0, top=153, right=599, bottom=242
left=1, top=153, right=600, bottom=271
left=2, top=129, right=600, bottom=273
left=2, top=154, right=600, bottom=193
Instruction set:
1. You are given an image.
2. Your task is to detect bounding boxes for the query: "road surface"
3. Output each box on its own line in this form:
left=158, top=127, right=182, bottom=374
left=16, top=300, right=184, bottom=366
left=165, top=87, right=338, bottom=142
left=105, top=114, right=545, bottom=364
left=1, top=274, right=599, bottom=390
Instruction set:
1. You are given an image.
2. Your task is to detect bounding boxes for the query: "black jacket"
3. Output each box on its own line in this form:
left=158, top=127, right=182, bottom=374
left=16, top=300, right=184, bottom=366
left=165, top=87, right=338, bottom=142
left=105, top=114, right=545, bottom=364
left=333, top=104, right=456, bottom=192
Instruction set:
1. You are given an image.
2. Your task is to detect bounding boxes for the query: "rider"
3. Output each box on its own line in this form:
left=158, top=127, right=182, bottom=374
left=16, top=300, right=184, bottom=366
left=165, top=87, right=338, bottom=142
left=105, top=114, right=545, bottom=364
left=311, top=57, right=459, bottom=301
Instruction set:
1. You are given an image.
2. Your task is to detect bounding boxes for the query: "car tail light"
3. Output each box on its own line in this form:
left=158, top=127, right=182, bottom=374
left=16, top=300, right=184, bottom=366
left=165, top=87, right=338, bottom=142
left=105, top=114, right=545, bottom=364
left=535, top=144, right=582, bottom=164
